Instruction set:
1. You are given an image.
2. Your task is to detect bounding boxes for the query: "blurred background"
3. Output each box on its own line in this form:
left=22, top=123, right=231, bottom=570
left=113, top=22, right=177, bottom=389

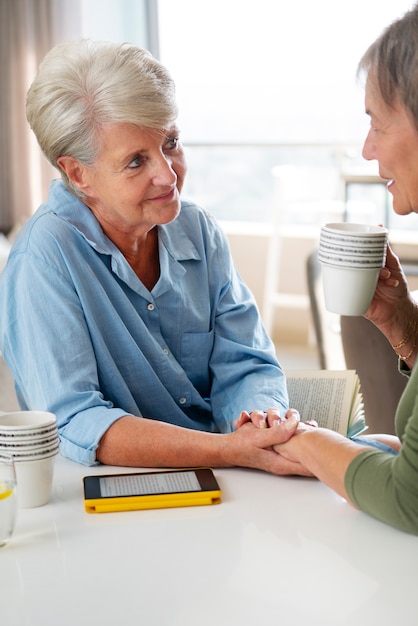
left=1, top=0, right=416, bottom=379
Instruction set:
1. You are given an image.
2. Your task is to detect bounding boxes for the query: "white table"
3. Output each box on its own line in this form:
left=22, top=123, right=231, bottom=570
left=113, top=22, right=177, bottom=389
left=2, top=455, right=417, bottom=626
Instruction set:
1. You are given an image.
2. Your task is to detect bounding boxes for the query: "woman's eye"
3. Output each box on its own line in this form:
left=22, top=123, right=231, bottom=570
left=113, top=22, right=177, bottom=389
left=165, top=136, right=180, bottom=150
left=128, top=155, right=144, bottom=169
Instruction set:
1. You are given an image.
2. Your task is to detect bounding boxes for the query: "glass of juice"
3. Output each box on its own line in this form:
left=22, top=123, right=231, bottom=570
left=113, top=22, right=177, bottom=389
left=0, top=453, right=17, bottom=547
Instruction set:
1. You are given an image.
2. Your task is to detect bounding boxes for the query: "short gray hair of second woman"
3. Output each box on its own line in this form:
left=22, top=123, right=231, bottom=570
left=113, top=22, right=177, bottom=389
left=357, top=4, right=418, bottom=130
left=26, top=40, right=178, bottom=196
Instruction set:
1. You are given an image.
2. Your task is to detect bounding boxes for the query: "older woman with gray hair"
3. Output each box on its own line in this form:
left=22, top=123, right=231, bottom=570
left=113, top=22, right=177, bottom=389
left=0, top=40, right=303, bottom=473
left=274, top=4, right=418, bottom=534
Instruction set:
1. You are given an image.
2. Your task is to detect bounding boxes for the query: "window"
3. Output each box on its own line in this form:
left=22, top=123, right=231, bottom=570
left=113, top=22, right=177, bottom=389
left=158, top=0, right=415, bottom=228
left=79, top=0, right=154, bottom=52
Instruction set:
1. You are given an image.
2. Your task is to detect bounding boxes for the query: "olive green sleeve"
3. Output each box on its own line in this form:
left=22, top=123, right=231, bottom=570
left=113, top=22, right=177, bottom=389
left=345, top=393, right=418, bottom=534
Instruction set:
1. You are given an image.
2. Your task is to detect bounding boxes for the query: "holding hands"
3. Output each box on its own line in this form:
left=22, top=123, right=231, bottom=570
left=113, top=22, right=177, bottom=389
left=233, top=407, right=317, bottom=476
left=232, top=244, right=416, bottom=479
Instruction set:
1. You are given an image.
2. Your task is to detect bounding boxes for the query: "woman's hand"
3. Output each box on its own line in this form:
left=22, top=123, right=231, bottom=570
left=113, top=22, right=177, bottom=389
left=229, top=409, right=315, bottom=475
left=364, top=244, right=412, bottom=329
left=272, top=421, right=320, bottom=463
left=364, top=244, right=418, bottom=365
left=234, top=407, right=301, bottom=430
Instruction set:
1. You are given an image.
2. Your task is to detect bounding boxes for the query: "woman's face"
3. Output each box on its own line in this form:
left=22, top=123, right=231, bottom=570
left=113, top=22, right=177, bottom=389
left=68, top=122, right=187, bottom=236
left=362, top=78, right=418, bottom=215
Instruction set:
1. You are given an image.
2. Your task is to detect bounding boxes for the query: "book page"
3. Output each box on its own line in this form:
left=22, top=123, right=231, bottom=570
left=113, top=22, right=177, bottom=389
left=285, top=370, right=365, bottom=436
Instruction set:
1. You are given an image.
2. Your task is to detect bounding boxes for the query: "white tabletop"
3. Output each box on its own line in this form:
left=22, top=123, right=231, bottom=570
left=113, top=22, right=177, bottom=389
left=2, top=455, right=417, bottom=626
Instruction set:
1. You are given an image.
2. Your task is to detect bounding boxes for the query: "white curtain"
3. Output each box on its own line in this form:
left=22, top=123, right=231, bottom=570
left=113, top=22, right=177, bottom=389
left=0, top=0, right=82, bottom=233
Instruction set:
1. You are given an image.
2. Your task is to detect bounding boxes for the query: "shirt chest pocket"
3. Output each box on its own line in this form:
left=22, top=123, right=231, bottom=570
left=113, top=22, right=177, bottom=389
left=181, top=330, right=214, bottom=394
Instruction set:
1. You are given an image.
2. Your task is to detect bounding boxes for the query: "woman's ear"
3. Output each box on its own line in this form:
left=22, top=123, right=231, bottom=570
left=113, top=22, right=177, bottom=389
left=57, top=156, right=91, bottom=193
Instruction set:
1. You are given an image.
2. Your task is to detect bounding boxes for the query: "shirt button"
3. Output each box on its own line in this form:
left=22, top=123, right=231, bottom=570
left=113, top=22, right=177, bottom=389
left=147, top=303, right=155, bottom=311
left=163, top=348, right=169, bottom=355
left=179, top=397, right=187, bottom=405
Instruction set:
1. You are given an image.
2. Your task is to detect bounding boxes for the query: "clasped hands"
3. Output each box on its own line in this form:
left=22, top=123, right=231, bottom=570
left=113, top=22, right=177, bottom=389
left=235, top=407, right=317, bottom=431
left=234, top=407, right=317, bottom=476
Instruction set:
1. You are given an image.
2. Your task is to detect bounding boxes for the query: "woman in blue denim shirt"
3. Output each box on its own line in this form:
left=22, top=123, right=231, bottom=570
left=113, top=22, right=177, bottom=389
left=0, top=40, right=304, bottom=472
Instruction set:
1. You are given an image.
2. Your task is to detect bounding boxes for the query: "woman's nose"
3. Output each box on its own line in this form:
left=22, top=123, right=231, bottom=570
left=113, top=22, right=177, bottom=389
left=151, top=154, right=177, bottom=185
left=362, top=129, right=375, bottom=161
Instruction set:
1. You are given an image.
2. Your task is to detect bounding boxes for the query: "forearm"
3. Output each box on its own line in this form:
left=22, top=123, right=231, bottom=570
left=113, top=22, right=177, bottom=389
left=96, top=413, right=314, bottom=476
left=359, top=433, right=401, bottom=451
left=383, top=300, right=418, bottom=368
left=96, top=415, right=230, bottom=467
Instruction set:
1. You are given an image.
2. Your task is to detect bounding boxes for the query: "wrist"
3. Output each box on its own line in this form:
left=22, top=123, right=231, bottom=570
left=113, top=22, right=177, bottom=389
left=389, top=301, right=418, bottom=363
left=373, top=297, right=416, bottom=354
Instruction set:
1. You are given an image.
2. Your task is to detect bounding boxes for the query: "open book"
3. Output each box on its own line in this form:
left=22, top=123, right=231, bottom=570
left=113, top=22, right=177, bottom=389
left=285, top=370, right=366, bottom=438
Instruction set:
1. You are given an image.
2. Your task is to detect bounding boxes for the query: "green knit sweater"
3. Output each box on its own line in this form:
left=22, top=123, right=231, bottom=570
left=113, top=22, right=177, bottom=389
left=345, top=361, right=418, bottom=534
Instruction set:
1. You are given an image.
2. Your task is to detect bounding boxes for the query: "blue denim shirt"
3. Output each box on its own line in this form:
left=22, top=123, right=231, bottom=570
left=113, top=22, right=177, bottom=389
left=0, top=180, right=288, bottom=465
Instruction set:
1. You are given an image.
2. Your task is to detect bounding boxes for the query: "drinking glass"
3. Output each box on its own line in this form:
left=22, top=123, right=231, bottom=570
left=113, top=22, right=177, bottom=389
left=0, top=453, right=17, bottom=547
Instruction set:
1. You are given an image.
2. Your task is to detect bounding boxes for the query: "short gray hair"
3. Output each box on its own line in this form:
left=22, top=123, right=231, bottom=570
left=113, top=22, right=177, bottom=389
left=358, top=4, right=418, bottom=129
left=26, top=40, right=178, bottom=196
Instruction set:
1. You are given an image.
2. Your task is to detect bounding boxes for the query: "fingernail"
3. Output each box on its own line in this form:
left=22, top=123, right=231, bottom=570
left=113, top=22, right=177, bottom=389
left=260, top=419, right=267, bottom=429
left=283, top=415, right=298, bottom=428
